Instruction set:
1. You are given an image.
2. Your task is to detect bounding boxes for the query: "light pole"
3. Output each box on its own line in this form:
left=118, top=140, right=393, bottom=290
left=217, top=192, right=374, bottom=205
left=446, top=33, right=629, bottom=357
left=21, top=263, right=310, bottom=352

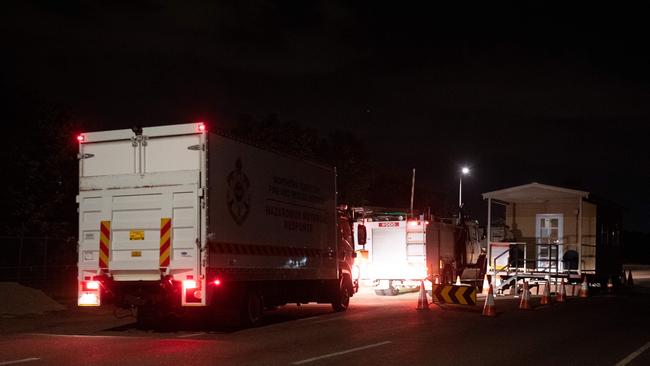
left=459, top=166, right=470, bottom=208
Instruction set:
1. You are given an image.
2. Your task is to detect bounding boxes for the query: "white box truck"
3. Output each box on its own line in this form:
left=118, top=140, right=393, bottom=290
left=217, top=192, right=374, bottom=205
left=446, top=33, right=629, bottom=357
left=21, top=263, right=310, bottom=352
left=76, top=122, right=360, bottom=326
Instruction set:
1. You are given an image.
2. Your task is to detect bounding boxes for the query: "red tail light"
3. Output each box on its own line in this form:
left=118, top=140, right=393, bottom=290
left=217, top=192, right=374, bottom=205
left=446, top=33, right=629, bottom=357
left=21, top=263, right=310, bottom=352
left=213, top=279, right=221, bottom=286
left=197, top=122, right=206, bottom=132
left=77, top=134, right=84, bottom=142
left=85, top=281, right=100, bottom=290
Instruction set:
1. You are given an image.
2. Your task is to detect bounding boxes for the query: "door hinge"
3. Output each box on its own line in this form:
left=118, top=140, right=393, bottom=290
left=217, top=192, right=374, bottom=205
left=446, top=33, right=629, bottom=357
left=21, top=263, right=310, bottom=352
left=77, top=153, right=95, bottom=159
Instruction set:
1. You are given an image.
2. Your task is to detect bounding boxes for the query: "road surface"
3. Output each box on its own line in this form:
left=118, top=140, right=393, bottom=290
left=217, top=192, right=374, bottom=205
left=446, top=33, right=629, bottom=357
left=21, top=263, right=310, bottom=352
left=1, top=267, right=649, bottom=366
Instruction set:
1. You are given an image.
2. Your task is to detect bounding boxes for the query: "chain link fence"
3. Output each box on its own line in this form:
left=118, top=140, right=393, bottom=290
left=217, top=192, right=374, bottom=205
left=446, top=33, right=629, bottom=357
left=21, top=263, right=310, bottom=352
left=0, top=235, right=78, bottom=304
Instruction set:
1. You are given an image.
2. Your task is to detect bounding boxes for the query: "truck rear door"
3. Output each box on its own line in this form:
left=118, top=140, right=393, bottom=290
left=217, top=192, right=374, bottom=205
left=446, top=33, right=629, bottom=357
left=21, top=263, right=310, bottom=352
left=78, top=124, right=206, bottom=284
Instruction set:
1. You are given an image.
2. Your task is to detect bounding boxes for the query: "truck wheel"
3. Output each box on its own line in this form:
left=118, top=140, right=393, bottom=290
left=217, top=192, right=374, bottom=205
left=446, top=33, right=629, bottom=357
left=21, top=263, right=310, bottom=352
left=240, top=290, right=263, bottom=327
left=331, top=278, right=350, bottom=312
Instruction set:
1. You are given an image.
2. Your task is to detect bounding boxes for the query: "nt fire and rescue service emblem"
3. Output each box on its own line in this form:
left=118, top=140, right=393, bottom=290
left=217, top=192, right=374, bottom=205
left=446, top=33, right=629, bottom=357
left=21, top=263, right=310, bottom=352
left=227, top=158, right=251, bottom=225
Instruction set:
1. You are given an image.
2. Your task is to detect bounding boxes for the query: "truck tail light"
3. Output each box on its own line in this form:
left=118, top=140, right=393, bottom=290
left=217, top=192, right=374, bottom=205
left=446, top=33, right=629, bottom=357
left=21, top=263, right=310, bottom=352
left=197, top=122, right=206, bottom=132
left=77, top=134, right=84, bottom=142
left=213, top=279, right=221, bottom=286
left=83, top=280, right=100, bottom=290
left=78, top=280, right=101, bottom=306
left=182, top=279, right=202, bottom=304
left=78, top=293, right=100, bottom=306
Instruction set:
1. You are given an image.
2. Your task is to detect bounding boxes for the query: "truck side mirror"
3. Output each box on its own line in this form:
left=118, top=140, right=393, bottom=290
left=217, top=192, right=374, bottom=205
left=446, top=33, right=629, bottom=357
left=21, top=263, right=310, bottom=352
left=357, top=224, right=367, bottom=246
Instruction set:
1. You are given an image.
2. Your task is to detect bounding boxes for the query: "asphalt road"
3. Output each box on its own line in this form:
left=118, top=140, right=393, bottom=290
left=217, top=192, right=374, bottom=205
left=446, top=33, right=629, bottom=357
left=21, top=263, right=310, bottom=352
left=1, top=268, right=649, bottom=366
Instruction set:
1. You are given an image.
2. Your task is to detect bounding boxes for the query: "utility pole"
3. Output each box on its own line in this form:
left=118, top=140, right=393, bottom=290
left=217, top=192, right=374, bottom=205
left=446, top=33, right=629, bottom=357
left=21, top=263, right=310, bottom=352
left=410, top=168, right=416, bottom=217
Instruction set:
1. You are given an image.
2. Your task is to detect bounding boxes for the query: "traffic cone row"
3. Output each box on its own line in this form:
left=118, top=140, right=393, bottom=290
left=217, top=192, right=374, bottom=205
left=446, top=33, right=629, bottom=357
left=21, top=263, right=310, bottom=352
left=540, top=281, right=551, bottom=305
left=481, top=274, right=490, bottom=295
left=579, top=276, right=589, bottom=298
left=482, top=284, right=496, bottom=317
left=627, top=270, right=634, bottom=286
left=519, top=282, right=532, bottom=310
left=607, top=277, right=614, bottom=294
left=416, top=280, right=429, bottom=310
left=556, top=278, right=566, bottom=302
left=418, top=273, right=606, bottom=317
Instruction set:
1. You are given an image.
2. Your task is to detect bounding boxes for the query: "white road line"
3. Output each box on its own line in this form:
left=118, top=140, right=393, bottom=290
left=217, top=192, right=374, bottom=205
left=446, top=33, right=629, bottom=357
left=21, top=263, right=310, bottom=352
left=0, top=358, right=41, bottom=366
left=308, top=317, right=344, bottom=325
left=291, top=341, right=392, bottom=365
left=29, top=333, right=144, bottom=339
left=615, top=340, right=650, bottom=366
left=297, top=315, right=325, bottom=321
left=177, top=332, right=206, bottom=338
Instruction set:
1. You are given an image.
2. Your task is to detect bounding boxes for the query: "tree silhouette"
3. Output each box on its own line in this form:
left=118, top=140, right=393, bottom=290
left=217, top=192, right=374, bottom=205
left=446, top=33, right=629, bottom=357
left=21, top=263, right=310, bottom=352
left=0, top=91, right=84, bottom=238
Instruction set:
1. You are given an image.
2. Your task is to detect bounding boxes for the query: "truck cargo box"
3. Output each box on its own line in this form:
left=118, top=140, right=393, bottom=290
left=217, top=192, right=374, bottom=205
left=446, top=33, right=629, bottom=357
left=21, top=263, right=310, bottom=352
left=76, top=123, right=356, bottom=325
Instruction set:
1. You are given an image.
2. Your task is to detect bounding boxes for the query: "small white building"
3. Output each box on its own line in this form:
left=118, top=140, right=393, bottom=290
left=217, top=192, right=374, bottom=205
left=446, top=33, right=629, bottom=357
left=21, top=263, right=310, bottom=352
left=482, top=183, right=622, bottom=285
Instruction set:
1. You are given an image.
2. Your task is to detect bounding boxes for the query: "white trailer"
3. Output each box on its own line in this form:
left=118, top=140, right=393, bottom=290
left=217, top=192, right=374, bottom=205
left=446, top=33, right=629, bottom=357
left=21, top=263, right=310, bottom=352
left=76, top=123, right=357, bottom=325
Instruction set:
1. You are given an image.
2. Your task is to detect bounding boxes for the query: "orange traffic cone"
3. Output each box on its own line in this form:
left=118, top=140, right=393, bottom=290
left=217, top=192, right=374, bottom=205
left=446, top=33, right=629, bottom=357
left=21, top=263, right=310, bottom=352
left=540, top=281, right=551, bottom=305
left=556, top=278, right=566, bottom=303
left=416, top=280, right=429, bottom=310
left=519, top=282, right=532, bottom=310
left=482, top=284, right=496, bottom=317
left=579, top=276, right=589, bottom=298
left=627, top=270, right=634, bottom=287
left=481, top=274, right=490, bottom=295
left=607, top=277, right=614, bottom=294
left=455, top=276, right=462, bottom=286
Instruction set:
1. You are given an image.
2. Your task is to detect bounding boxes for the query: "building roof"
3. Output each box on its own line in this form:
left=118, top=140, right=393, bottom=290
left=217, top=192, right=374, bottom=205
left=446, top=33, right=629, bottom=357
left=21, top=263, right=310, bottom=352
left=482, top=182, right=589, bottom=203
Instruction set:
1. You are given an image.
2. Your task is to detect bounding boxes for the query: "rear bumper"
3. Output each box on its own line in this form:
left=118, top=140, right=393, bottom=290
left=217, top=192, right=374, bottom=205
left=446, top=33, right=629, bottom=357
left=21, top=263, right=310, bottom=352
left=113, top=280, right=174, bottom=308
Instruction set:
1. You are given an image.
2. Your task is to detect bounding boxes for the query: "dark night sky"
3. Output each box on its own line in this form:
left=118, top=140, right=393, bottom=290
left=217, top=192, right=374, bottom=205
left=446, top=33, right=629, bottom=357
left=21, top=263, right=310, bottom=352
left=2, top=1, right=650, bottom=231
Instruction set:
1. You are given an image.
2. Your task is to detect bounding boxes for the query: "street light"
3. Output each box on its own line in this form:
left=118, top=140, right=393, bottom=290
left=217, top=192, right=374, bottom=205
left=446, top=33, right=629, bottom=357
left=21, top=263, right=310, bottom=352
left=459, top=166, right=470, bottom=208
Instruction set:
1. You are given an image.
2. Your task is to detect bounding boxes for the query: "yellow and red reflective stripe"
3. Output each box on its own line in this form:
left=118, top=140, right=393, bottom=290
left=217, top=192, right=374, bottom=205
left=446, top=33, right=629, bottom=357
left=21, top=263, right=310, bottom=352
left=160, top=218, right=171, bottom=269
left=99, top=220, right=111, bottom=270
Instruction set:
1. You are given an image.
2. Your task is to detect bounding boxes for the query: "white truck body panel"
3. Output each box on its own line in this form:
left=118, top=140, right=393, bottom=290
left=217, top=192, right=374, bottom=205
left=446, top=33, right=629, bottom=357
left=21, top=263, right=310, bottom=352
left=77, top=123, right=338, bottom=307
left=206, top=135, right=337, bottom=281
left=354, top=220, right=426, bottom=281
left=78, top=123, right=204, bottom=287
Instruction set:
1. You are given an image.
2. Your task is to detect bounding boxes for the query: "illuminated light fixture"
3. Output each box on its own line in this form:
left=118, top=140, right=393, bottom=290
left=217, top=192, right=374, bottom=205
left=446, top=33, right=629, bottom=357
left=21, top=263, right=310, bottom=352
left=461, top=167, right=470, bottom=175
left=183, top=280, right=197, bottom=289
left=408, top=221, right=420, bottom=227
left=197, top=122, right=206, bottom=132
left=77, top=134, right=84, bottom=142
left=213, top=279, right=221, bottom=286
left=78, top=293, right=100, bottom=306
left=352, top=265, right=360, bottom=280
left=85, top=281, right=100, bottom=290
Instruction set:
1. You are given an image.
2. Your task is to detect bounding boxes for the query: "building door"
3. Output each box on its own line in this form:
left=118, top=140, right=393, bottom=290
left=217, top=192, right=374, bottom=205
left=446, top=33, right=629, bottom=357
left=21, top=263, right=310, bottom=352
left=536, top=214, right=563, bottom=272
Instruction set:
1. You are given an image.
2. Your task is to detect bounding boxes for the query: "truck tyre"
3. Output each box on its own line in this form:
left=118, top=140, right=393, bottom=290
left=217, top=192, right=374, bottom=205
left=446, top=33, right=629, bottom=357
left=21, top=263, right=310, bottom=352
left=240, top=290, right=263, bottom=327
left=331, top=277, right=350, bottom=312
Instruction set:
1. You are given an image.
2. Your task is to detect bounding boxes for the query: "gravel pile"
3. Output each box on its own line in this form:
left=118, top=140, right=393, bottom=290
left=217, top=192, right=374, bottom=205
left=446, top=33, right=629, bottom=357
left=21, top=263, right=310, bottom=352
left=0, top=282, right=65, bottom=315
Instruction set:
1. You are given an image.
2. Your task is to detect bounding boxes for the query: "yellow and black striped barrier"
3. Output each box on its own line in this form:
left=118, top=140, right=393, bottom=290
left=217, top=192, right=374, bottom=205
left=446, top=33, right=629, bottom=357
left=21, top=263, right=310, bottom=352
left=430, top=284, right=477, bottom=305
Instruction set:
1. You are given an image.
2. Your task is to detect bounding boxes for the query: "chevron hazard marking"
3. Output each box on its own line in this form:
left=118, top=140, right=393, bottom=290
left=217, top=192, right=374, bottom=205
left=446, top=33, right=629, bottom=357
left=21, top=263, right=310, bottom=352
left=431, top=284, right=477, bottom=305
left=98, top=221, right=111, bottom=271
left=160, top=218, right=171, bottom=269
